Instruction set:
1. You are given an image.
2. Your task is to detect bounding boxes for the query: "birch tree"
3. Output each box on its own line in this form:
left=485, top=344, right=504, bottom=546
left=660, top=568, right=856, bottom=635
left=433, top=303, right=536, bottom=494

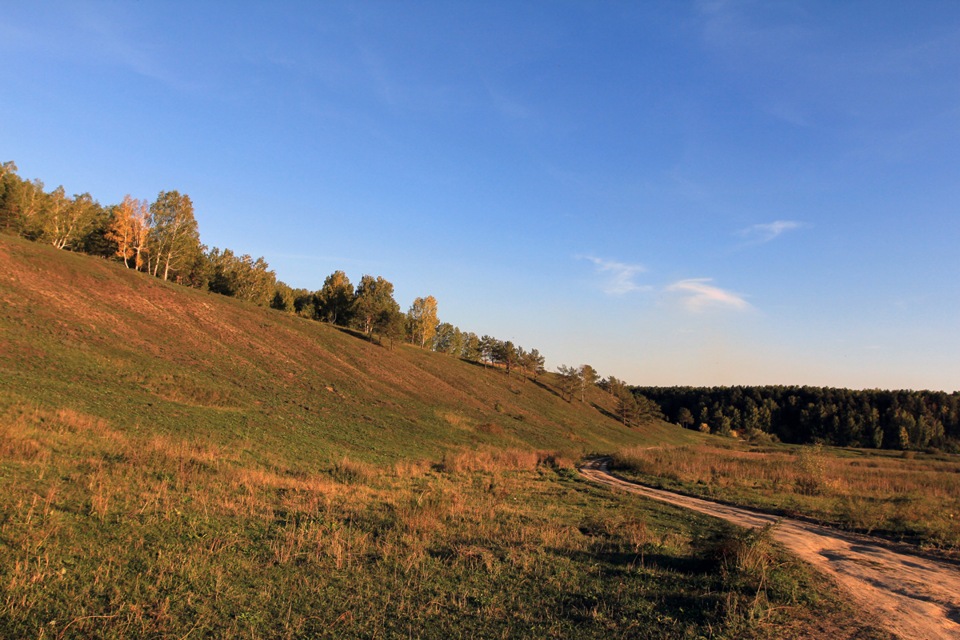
left=106, top=195, right=151, bottom=269
left=352, top=275, right=399, bottom=336
left=148, top=190, right=200, bottom=281
left=408, top=295, right=439, bottom=348
left=39, top=188, right=101, bottom=250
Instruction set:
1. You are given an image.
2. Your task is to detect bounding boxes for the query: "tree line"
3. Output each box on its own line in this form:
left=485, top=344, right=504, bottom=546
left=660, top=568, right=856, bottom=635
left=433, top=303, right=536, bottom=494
left=0, top=162, right=560, bottom=374
left=551, top=365, right=662, bottom=427
left=636, top=385, right=960, bottom=452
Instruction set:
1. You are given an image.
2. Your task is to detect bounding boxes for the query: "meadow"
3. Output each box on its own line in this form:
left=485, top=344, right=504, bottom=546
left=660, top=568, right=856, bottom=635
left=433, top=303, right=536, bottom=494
left=611, top=442, right=960, bottom=554
left=0, top=404, right=893, bottom=639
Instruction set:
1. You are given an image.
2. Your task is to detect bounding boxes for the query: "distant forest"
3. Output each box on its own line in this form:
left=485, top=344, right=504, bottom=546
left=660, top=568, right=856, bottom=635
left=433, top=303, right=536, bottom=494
left=637, top=386, right=960, bottom=452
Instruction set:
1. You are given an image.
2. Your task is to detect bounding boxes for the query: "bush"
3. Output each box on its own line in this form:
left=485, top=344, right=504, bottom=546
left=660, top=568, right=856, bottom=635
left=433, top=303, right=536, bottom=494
left=795, top=444, right=826, bottom=495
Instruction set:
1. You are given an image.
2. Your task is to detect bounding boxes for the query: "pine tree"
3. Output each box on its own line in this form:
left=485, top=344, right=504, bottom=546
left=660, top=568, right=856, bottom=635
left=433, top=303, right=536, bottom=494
left=557, top=365, right=581, bottom=402
left=579, top=364, right=599, bottom=402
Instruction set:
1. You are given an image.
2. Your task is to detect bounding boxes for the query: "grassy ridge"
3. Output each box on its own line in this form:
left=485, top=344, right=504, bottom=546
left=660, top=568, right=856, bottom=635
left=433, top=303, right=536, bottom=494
left=0, top=236, right=891, bottom=638
left=0, top=234, right=680, bottom=464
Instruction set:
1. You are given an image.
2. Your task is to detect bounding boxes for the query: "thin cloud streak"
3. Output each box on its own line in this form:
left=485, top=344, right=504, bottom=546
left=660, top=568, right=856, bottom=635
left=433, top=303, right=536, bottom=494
left=738, top=220, right=803, bottom=244
left=579, top=255, right=649, bottom=295
left=667, top=278, right=750, bottom=312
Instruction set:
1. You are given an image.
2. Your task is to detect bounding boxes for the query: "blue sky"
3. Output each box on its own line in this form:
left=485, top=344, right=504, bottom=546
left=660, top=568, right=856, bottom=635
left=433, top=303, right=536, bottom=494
left=3, top=1, right=959, bottom=390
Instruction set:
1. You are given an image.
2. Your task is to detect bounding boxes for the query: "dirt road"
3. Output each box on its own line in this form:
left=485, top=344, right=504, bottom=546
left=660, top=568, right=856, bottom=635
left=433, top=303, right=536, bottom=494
left=579, top=458, right=960, bottom=640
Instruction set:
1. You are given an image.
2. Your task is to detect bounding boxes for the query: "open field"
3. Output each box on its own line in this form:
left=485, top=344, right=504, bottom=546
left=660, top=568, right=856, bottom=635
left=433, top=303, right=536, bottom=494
left=611, top=442, right=960, bottom=554
left=0, top=406, right=892, bottom=638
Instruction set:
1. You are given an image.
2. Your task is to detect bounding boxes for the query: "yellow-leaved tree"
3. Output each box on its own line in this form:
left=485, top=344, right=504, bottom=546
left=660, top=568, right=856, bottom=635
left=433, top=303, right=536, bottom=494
left=106, top=195, right=151, bottom=270
left=408, top=295, right=439, bottom=349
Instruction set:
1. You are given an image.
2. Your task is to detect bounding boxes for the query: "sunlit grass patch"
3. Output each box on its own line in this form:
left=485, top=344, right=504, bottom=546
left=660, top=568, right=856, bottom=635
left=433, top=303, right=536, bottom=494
left=612, top=441, right=960, bottom=552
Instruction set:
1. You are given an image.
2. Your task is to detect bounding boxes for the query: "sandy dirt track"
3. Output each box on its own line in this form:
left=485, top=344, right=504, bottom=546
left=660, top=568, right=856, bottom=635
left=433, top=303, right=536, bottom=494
left=579, top=458, right=960, bottom=640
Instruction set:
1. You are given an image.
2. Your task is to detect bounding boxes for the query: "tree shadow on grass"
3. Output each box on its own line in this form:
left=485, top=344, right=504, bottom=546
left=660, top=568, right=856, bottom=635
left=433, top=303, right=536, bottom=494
left=531, top=378, right=565, bottom=401
left=546, top=546, right=722, bottom=627
left=330, top=324, right=374, bottom=342
left=553, top=547, right=713, bottom=576
left=330, top=324, right=397, bottom=348
left=590, top=402, right=620, bottom=423
left=458, top=358, right=495, bottom=372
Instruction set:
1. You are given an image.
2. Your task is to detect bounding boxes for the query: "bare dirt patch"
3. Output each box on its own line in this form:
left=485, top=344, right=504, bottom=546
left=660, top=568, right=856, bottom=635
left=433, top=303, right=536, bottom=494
left=580, top=458, right=960, bottom=640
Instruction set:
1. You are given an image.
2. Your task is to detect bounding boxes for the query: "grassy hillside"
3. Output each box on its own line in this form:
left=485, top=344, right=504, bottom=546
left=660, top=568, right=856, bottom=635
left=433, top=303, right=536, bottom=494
left=0, top=236, right=889, bottom=638
left=0, top=235, right=683, bottom=466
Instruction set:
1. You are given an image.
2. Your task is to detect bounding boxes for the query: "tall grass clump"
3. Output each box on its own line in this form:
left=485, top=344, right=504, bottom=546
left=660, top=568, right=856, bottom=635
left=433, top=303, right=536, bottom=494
left=795, top=443, right=827, bottom=495
left=699, top=523, right=800, bottom=635
left=332, top=456, right=376, bottom=485
left=435, top=448, right=574, bottom=474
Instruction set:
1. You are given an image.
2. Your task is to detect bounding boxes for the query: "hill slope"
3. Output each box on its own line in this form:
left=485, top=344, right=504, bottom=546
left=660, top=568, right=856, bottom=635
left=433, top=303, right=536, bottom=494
left=0, top=235, right=680, bottom=466
left=0, top=235, right=888, bottom=639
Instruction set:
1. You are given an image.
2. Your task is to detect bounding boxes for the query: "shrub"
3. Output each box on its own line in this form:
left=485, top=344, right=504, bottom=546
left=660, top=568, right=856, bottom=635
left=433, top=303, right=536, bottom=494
left=795, top=444, right=826, bottom=495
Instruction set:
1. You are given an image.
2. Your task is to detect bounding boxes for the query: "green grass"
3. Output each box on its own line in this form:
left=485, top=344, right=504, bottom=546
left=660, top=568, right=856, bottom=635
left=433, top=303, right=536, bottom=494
left=0, top=408, right=890, bottom=639
left=0, top=236, right=892, bottom=638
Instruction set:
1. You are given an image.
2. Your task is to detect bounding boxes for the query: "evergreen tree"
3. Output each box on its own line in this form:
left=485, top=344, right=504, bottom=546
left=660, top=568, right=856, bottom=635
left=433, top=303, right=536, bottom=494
left=461, top=332, right=481, bottom=361
left=557, top=365, right=581, bottom=402
left=616, top=390, right=639, bottom=427
left=492, top=340, right=518, bottom=375
left=526, top=349, right=545, bottom=381
left=375, top=307, right=406, bottom=348
left=579, top=364, right=599, bottom=402
left=478, top=335, right=497, bottom=367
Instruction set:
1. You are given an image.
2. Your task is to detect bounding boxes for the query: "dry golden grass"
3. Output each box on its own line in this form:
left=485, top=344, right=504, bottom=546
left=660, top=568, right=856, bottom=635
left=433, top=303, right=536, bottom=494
left=613, top=443, right=960, bottom=550
left=435, top=447, right=576, bottom=474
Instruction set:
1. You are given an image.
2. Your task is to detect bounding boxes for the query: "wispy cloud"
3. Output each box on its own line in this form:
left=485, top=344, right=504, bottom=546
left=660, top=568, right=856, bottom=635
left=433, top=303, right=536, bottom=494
left=666, top=278, right=750, bottom=312
left=579, top=255, right=649, bottom=295
left=737, top=220, right=803, bottom=244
